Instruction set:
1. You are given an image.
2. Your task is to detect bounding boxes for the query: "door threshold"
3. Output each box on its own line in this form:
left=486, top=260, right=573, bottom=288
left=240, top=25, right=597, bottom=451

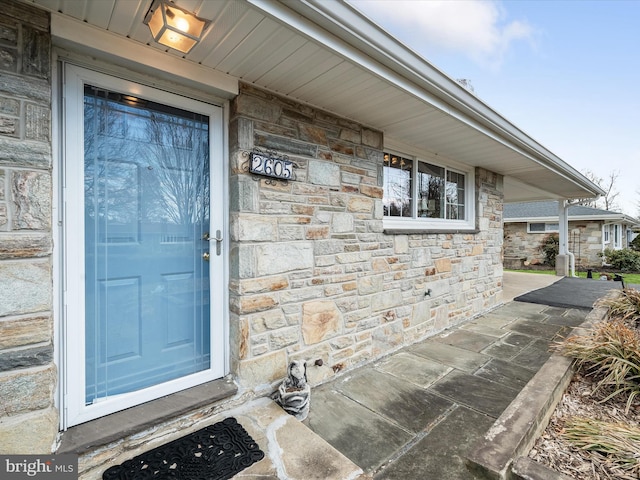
left=57, top=378, right=238, bottom=455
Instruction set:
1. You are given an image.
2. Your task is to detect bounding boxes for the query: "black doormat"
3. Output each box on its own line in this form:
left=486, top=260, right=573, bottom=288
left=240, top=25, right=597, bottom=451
left=514, top=276, right=630, bottom=310
left=103, top=417, right=264, bottom=480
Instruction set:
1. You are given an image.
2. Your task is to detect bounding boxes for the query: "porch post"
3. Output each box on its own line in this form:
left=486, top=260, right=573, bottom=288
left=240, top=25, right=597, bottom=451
left=556, top=200, right=569, bottom=276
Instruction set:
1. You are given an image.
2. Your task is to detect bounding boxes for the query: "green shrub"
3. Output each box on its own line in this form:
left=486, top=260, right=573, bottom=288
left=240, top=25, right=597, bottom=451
left=630, top=234, right=640, bottom=252
left=601, top=248, right=640, bottom=272
left=540, top=233, right=559, bottom=267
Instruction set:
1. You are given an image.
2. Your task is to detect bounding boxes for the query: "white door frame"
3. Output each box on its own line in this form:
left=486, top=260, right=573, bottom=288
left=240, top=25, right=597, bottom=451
left=61, top=63, right=227, bottom=428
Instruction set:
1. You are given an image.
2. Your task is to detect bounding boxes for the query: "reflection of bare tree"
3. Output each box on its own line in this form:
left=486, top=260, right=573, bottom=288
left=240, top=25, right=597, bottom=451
left=142, top=113, right=209, bottom=226
left=83, top=87, right=210, bottom=233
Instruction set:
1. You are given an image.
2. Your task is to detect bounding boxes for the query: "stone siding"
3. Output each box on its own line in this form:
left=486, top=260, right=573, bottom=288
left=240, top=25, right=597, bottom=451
left=0, top=0, right=56, bottom=453
left=229, top=83, right=504, bottom=390
left=504, top=221, right=606, bottom=268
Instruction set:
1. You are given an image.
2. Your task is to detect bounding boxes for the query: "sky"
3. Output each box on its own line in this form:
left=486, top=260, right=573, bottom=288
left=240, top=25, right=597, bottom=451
left=349, top=0, right=640, bottom=216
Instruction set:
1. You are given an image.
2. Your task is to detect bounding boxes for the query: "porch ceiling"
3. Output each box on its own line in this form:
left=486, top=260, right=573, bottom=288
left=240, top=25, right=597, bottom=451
left=28, top=0, right=604, bottom=202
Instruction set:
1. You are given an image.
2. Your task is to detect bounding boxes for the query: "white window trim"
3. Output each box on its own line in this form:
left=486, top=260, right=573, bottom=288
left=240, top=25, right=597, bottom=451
left=382, top=150, right=476, bottom=232
left=527, top=222, right=559, bottom=234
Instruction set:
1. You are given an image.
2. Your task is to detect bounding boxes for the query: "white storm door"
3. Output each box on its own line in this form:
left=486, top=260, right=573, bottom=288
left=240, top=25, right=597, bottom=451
left=63, top=65, right=225, bottom=427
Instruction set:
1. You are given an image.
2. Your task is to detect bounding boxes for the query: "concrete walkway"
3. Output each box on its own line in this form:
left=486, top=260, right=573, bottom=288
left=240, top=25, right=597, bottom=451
left=501, top=271, right=560, bottom=302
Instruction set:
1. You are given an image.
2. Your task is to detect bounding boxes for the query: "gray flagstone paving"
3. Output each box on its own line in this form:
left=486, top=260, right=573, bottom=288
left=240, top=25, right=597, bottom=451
left=303, top=299, right=590, bottom=479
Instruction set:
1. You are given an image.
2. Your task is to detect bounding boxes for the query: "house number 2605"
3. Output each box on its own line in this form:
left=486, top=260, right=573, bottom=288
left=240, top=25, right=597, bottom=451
left=249, top=152, right=293, bottom=180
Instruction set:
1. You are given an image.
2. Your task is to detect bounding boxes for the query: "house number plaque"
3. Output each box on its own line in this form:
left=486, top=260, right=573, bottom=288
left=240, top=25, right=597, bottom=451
left=249, top=151, right=294, bottom=180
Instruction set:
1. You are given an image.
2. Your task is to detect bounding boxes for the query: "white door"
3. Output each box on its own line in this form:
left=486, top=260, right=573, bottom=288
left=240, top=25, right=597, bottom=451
left=63, top=65, right=226, bottom=427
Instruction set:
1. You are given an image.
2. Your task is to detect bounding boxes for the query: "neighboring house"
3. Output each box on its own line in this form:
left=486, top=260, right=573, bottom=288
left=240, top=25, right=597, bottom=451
left=0, top=0, right=603, bottom=475
left=504, top=201, right=640, bottom=268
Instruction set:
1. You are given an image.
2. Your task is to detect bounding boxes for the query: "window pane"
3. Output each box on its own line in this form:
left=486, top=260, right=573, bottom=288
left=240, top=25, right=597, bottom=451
left=384, top=154, right=413, bottom=217
left=546, top=223, right=559, bottom=231
left=529, top=223, right=545, bottom=232
left=446, top=170, right=465, bottom=219
left=417, top=162, right=444, bottom=218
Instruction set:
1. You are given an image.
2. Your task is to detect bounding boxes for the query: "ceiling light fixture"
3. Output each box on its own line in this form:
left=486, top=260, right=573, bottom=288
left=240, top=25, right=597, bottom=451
left=144, top=0, right=209, bottom=54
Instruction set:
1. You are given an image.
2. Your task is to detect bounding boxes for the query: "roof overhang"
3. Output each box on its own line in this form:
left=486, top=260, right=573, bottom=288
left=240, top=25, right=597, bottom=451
left=506, top=214, right=640, bottom=226
left=30, top=0, right=604, bottom=202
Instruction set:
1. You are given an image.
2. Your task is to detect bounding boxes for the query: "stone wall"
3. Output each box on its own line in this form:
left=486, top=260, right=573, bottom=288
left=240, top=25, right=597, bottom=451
left=504, top=221, right=605, bottom=268
left=228, top=83, right=504, bottom=391
left=0, top=0, right=57, bottom=453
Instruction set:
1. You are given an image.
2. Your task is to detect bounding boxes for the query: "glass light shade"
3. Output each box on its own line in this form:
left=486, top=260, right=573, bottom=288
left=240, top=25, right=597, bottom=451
left=145, top=1, right=208, bottom=54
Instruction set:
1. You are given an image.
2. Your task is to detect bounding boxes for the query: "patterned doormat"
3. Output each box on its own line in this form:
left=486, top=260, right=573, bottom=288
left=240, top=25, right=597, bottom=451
left=102, top=417, right=264, bottom=480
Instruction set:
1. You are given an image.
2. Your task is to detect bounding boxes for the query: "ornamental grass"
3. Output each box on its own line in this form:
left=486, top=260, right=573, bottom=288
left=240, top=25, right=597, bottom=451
left=596, top=288, right=640, bottom=326
left=561, top=417, right=640, bottom=476
left=554, top=320, right=640, bottom=413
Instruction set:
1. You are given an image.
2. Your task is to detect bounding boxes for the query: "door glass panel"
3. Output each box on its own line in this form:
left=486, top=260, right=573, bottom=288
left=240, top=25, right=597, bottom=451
left=83, top=85, right=210, bottom=404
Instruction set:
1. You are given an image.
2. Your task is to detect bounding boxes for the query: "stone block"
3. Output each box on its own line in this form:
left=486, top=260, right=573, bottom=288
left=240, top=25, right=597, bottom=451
left=233, top=213, right=276, bottom=241
left=347, top=196, right=373, bottom=213
left=0, top=260, right=51, bottom=316
left=12, top=170, right=51, bottom=230
left=237, top=349, right=287, bottom=388
left=0, top=137, right=51, bottom=169
left=411, top=300, right=430, bottom=327
left=0, top=115, right=18, bottom=136
left=359, top=183, right=383, bottom=198
left=361, top=128, right=383, bottom=149
left=256, top=241, right=313, bottom=275
left=25, top=102, right=49, bottom=141
left=239, top=276, right=288, bottom=294
left=0, top=203, right=6, bottom=230
left=22, top=26, right=50, bottom=79
left=308, top=159, right=340, bottom=187
left=234, top=293, right=278, bottom=314
left=0, top=314, right=51, bottom=349
left=0, top=45, right=18, bottom=73
left=229, top=244, right=255, bottom=279
left=0, top=232, right=52, bottom=259
left=0, top=407, right=58, bottom=454
left=269, top=326, right=299, bottom=349
left=434, top=257, right=452, bottom=273
left=0, top=344, right=53, bottom=371
left=299, top=124, right=327, bottom=144
left=234, top=93, right=280, bottom=123
left=251, top=309, right=288, bottom=334
left=305, top=225, right=330, bottom=239
left=0, top=364, right=56, bottom=415
left=331, top=212, right=353, bottom=233
left=0, top=23, right=18, bottom=45
left=302, top=300, right=342, bottom=345
left=371, top=289, right=401, bottom=312
left=358, top=275, right=382, bottom=295
left=255, top=133, right=316, bottom=157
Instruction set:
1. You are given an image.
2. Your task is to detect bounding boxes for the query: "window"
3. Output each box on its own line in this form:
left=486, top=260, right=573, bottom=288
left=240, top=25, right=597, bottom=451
left=527, top=222, right=559, bottom=233
left=603, top=224, right=610, bottom=243
left=383, top=152, right=474, bottom=230
left=613, top=224, right=621, bottom=249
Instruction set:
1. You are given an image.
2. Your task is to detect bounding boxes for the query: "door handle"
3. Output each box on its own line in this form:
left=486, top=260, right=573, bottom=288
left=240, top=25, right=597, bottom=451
left=214, top=230, right=222, bottom=256
left=203, top=230, right=223, bottom=256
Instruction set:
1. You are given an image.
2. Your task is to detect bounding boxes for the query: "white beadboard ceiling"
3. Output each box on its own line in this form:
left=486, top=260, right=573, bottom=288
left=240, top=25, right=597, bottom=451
left=26, top=0, right=603, bottom=202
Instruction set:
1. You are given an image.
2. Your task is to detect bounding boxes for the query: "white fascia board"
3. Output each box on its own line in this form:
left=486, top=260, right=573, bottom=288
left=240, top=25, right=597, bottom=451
left=252, top=0, right=604, bottom=199
left=50, top=13, right=238, bottom=99
left=505, top=214, right=627, bottom=223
